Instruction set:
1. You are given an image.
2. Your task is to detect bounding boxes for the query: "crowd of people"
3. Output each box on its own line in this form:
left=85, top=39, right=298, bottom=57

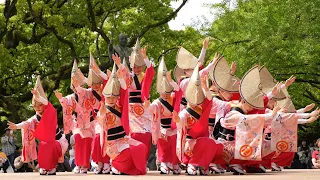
left=289, top=139, right=320, bottom=169
left=0, top=37, right=320, bottom=176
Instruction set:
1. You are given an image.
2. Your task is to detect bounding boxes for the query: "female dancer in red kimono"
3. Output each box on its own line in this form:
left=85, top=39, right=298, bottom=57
left=175, top=64, right=220, bottom=175
left=216, top=66, right=287, bottom=175
left=126, top=39, right=155, bottom=161
left=8, top=76, right=68, bottom=175
left=146, top=56, right=182, bottom=174
left=55, top=60, right=87, bottom=135
left=244, top=66, right=306, bottom=173
left=257, top=66, right=316, bottom=171
left=70, top=54, right=111, bottom=174
left=89, top=53, right=114, bottom=174
left=97, top=63, right=147, bottom=175
left=207, top=55, right=239, bottom=173
left=217, top=66, right=319, bottom=175
left=270, top=94, right=318, bottom=171
left=215, top=65, right=280, bottom=174
left=174, top=38, right=209, bottom=112
left=173, top=39, right=215, bottom=171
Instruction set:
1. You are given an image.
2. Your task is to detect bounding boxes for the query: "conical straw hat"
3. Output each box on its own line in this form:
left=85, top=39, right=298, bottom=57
left=87, top=52, right=103, bottom=86
left=209, top=56, right=239, bottom=93
left=87, top=69, right=103, bottom=86
left=176, top=46, right=198, bottom=69
left=102, top=63, right=120, bottom=97
left=185, top=64, right=205, bottom=105
left=173, top=65, right=185, bottom=82
left=259, top=65, right=285, bottom=100
left=276, top=87, right=296, bottom=112
left=130, top=38, right=145, bottom=68
left=157, top=56, right=173, bottom=93
left=277, top=98, right=296, bottom=113
left=71, top=60, right=86, bottom=89
left=32, top=75, right=48, bottom=104
left=240, top=66, right=264, bottom=109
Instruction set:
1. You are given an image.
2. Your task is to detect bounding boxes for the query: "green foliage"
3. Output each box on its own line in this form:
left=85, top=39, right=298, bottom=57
left=1, top=0, right=319, bottom=141
left=205, top=0, right=320, bottom=140
left=0, top=0, right=197, bottom=127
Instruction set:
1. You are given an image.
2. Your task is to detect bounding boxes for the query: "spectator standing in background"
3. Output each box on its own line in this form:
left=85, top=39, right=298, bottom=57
left=298, top=140, right=311, bottom=169
left=69, top=134, right=75, bottom=169
left=1, top=128, right=16, bottom=169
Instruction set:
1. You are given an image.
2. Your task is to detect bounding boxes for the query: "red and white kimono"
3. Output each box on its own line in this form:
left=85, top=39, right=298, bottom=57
left=73, top=87, right=102, bottom=168
left=260, top=109, right=275, bottom=168
left=126, top=59, right=155, bottom=159
left=271, top=112, right=312, bottom=167
left=218, top=107, right=274, bottom=167
left=258, top=98, right=308, bottom=168
left=208, top=95, right=233, bottom=138
left=148, top=83, right=182, bottom=169
left=177, top=97, right=220, bottom=171
left=87, top=73, right=112, bottom=167
left=98, top=86, right=147, bottom=175
left=88, top=90, right=111, bottom=167
left=16, top=103, right=68, bottom=171
left=245, top=94, right=276, bottom=169
left=18, top=115, right=38, bottom=163
left=59, top=94, right=76, bottom=135
left=208, top=96, right=233, bottom=166
left=247, top=93, right=293, bottom=170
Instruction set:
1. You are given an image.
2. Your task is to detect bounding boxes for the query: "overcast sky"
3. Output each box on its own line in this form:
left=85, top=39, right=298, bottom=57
left=169, top=0, right=223, bottom=30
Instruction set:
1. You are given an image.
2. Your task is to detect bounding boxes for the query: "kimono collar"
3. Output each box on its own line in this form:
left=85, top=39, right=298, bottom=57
left=36, top=113, right=42, bottom=121
left=187, top=104, right=203, bottom=115
left=134, top=72, right=145, bottom=83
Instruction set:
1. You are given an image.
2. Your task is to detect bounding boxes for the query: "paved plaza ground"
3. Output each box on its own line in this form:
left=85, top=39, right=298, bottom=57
left=0, top=169, right=319, bottom=180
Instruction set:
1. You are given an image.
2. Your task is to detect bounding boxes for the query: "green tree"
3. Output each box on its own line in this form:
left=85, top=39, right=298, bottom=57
left=0, top=0, right=206, bottom=124
left=205, top=0, right=320, bottom=140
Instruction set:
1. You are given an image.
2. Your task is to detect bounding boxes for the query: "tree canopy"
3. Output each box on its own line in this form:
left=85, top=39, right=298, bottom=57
left=0, top=0, right=319, bottom=141
left=0, top=0, right=204, bottom=124
left=204, top=0, right=320, bottom=140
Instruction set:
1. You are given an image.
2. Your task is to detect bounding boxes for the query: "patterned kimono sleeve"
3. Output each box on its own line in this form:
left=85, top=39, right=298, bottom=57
left=234, top=113, right=267, bottom=161
left=263, top=112, right=278, bottom=126
left=271, top=113, right=300, bottom=154
left=176, top=110, right=188, bottom=161
left=241, top=113, right=273, bottom=126
left=177, top=110, right=187, bottom=129
left=97, top=111, right=106, bottom=150
left=16, top=119, right=32, bottom=129
left=20, top=118, right=38, bottom=162
left=215, top=99, right=229, bottom=119
left=221, top=111, right=241, bottom=129
left=199, top=61, right=214, bottom=78
left=60, top=95, right=75, bottom=134
left=149, top=101, right=160, bottom=144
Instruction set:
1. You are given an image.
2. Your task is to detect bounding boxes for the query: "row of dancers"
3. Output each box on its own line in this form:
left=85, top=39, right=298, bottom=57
left=7, top=38, right=319, bottom=175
